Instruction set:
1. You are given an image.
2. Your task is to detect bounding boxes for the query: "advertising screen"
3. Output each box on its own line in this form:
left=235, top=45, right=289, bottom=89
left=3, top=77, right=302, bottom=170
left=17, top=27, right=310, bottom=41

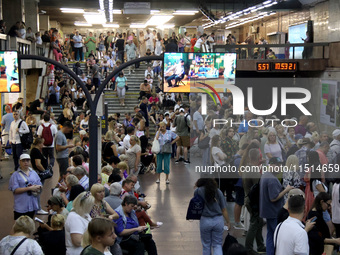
left=0, top=51, right=20, bottom=93
left=288, top=23, right=308, bottom=59
left=163, top=52, right=236, bottom=93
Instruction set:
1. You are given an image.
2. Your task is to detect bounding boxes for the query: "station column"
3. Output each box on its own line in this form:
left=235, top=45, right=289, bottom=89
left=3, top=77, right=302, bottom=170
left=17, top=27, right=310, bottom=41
left=24, top=0, right=39, bottom=32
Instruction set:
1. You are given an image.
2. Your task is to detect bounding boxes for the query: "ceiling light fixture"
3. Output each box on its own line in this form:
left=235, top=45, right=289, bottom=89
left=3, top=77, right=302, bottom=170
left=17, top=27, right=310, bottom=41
left=146, top=15, right=173, bottom=26
left=112, top=9, right=122, bottom=14
left=102, top=23, right=120, bottom=28
left=74, top=22, right=92, bottom=26
left=173, top=12, right=197, bottom=15
left=60, top=8, right=84, bottom=13
left=157, top=24, right=175, bottom=29
left=130, top=23, right=147, bottom=28
left=84, top=12, right=106, bottom=24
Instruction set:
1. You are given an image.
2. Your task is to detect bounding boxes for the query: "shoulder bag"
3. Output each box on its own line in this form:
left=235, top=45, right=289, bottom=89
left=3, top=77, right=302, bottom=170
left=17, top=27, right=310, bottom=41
left=37, top=164, right=53, bottom=181
left=10, top=238, right=27, bottom=255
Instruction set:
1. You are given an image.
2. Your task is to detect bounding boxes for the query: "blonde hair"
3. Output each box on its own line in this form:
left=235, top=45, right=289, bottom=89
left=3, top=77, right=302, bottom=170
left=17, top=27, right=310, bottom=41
left=117, top=161, right=128, bottom=170
left=285, top=155, right=299, bottom=171
left=51, top=214, right=65, bottom=229
left=101, top=165, right=113, bottom=175
left=311, top=131, right=320, bottom=143
left=108, top=120, right=117, bottom=131
left=13, top=216, right=35, bottom=235
left=72, top=191, right=95, bottom=217
left=105, top=130, right=115, bottom=141
left=90, top=183, right=105, bottom=197
left=130, top=135, right=140, bottom=145
left=73, top=136, right=81, bottom=146
left=266, top=131, right=277, bottom=144
left=31, top=137, right=44, bottom=150
left=66, top=174, right=79, bottom=187
left=119, top=154, right=128, bottom=161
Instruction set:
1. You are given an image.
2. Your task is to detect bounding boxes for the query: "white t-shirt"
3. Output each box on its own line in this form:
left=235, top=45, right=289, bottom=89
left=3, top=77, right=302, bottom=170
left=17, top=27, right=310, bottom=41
left=0, top=236, right=43, bottom=255
left=274, top=217, right=309, bottom=255
left=123, top=134, right=131, bottom=150
left=212, top=147, right=225, bottom=166
left=194, top=38, right=203, bottom=49
left=37, top=121, right=58, bottom=148
left=144, top=33, right=154, bottom=50
left=65, top=212, right=91, bottom=255
left=332, top=183, right=340, bottom=224
left=312, top=180, right=328, bottom=198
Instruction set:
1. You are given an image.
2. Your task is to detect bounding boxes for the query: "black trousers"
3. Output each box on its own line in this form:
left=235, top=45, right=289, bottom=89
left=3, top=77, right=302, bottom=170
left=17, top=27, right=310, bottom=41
left=14, top=211, right=35, bottom=220
left=120, top=237, right=157, bottom=255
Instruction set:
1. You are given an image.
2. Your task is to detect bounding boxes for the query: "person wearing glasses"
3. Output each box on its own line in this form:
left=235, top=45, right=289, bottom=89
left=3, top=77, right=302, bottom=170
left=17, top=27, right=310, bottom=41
left=306, top=192, right=340, bottom=254
left=8, top=154, right=42, bottom=220
left=9, top=110, right=30, bottom=171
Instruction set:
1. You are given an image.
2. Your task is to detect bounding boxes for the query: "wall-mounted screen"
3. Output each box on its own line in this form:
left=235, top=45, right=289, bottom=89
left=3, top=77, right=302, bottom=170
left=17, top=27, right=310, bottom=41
left=288, top=23, right=308, bottom=59
left=163, top=52, right=236, bottom=93
left=0, top=51, right=20, bottom=93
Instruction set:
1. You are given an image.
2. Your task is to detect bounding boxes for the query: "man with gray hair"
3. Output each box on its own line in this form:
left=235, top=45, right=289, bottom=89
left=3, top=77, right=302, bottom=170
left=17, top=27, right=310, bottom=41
left=328, top=129, right=340, bottom=162
left=304, top=122, right=317, bottom=138
left=72, top=166, right=89, bottom=190
left=104, top=182, right=122, bottom=210
left=314, top=131, right=329, bottom=150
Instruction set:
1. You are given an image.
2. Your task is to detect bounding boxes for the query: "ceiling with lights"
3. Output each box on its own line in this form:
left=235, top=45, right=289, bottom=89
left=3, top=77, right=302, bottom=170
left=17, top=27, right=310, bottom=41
left=38, top=0, right=302, bottom=29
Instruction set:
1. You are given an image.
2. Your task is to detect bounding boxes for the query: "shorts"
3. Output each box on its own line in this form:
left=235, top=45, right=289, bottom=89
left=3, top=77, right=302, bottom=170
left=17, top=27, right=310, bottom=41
left=234, top=186, right=244, bottom=206
left=177, top=136, right=190, bottom=147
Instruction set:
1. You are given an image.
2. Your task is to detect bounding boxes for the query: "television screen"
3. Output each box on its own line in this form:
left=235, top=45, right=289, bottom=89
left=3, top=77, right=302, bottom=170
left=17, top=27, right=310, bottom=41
left=163, top=52, right=236, bottom=93
left=288, top=23, right=308, bottom=59
left=0, top=51, right=20, bottom=93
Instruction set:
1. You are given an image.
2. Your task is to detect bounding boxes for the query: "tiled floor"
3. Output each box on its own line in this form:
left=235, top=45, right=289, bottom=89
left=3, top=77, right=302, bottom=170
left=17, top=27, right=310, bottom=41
left=0, top=155, right=263, bottom=254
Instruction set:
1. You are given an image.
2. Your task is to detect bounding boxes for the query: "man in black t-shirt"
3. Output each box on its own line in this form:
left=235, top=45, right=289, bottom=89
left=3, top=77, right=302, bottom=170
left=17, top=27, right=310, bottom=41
left=29, top=98, right=45, bottom=115
left=139, top=97, right=149, bottom=138
left=115, top=34, right=125, bottom=63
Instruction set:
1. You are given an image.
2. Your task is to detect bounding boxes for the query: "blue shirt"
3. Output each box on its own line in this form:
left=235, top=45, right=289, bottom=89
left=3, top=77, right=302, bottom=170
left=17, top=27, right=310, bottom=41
left=8, top=168, right=42, bottom=213
left=259, top=172, right=284, bottom=219
left=1, top=112, right=14, bottom=133
left=156, top=130, right=177, bottom=151
left=238, top=120, right=258, bottom=134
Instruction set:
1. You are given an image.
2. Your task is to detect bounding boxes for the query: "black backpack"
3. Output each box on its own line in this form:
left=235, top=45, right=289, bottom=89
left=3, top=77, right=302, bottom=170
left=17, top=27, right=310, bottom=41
left=222, top=233, right=238, bottom=255
left=18, top=121, right=33, bottom=150
left=247, top=182, right=260, bottom=212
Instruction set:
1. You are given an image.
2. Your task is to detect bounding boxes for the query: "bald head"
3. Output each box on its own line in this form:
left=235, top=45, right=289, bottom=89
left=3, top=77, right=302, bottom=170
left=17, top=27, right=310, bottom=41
left=5, top=105, right=11, bottom=113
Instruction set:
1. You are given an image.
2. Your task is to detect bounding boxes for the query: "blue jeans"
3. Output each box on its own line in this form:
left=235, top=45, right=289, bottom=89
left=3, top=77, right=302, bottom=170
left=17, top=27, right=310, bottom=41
left=266, top=218, right=277, bottom=255
left=202, top=147, right=210, bottom=166
left=200, top=215, right=224, bottom=255
left=12, top=143, right=23, bottom=170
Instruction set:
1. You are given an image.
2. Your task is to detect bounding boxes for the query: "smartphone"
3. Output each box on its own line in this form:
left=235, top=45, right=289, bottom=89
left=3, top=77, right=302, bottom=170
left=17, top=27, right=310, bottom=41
left=310, top=217, right=317, bottom=222
left=34, top=217, right=44, bottom=224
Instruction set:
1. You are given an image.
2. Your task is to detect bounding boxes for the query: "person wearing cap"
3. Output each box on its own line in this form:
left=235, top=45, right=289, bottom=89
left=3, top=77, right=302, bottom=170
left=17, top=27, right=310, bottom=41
left=173, top=108, right=191, bottom=164
left=8, top=154, right=42, bottom=220
left=259, top=156, right=293, bottom=255
left=328, top=129, right=340, bottom=162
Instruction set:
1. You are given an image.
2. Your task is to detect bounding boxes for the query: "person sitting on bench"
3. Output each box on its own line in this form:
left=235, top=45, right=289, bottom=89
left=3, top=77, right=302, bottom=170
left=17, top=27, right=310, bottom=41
left=165, top=60, right=185, bottom=87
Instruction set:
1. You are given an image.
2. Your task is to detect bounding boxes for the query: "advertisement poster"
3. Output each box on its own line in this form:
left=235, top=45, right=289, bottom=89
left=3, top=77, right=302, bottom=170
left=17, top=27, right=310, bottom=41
left=320, top=80, right=337, bottom=126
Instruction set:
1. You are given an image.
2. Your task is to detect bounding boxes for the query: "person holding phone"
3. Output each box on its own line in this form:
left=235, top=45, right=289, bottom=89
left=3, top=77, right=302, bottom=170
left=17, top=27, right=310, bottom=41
left=8, top=154, right=42, bottom=220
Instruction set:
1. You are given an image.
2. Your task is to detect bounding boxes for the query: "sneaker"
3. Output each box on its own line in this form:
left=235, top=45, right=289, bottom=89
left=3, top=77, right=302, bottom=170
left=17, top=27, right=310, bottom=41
left=156, top=179, right=160, bottom=183
left=157, top=222, right=163, bottom=226
left=257, top=247, right=266, bottom=253
left=184, top=160, right=190, bottom=164
left=36, top=209, right=48, bottom=215
left=175, top=160, right=180, bottom=164
left=166, top=179, right=170, bottom=184
left=234, top=222, right=245, bottom=230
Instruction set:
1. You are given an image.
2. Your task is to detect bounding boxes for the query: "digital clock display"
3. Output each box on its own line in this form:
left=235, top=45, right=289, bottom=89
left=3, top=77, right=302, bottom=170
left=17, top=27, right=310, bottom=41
left=256, top=63, right=270, bottom=71
left=272, top=62, right=297, bottom=71
left=256, top=62, right=298, bottom=72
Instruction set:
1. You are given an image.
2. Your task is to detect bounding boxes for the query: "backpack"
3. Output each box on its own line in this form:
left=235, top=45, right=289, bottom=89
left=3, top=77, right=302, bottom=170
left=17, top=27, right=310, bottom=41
left=41, top=124, right=53, bottom=146
left=184, top=113, right=190, bottom=133
left=247, top=182, right=260, bottom=212
left=222, top=233, right=238, bottom=255
left=186, top=192, right=205, bottom=220
left=18, top=121, right=33, bottom=150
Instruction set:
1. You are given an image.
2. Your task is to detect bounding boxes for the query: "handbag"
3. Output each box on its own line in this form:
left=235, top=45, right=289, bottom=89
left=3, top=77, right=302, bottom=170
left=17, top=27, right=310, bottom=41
left=139, top=233, right=152, bottom=242
left=125, top=85, right=129, bottom=91
left=198, top=135, right=210, bottom=149
left=161, top=142, right=172, bottom=154
left=151, top=137, right=160, bottom=154
left=37, top=164, right=53, bottom=181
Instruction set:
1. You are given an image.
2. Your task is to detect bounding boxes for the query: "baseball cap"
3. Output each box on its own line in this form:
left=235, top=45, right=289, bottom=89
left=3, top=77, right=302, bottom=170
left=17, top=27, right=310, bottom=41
left=179, top=108, right=185, bottom=113
left=19, top=154, right=31, bottom=160
left=332, top=129, right=340, bottom=138
left=268, top=157, right=284, bottom=165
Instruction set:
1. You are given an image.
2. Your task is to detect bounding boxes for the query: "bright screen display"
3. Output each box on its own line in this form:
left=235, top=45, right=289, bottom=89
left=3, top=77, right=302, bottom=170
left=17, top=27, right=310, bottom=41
left=0, top=51, right=20, bottom=93
left=288, top=23, right=308, bottom=59
left=163, top=52, right=236, bottom=93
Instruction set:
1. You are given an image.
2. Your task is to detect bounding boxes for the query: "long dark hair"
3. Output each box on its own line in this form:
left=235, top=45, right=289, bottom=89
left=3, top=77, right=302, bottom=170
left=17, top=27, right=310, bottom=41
left=311, top=192, right=331, bottom=213
left=195, top=178, right=217, bottom=203
left=308, top=150, right=322, bottom=193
